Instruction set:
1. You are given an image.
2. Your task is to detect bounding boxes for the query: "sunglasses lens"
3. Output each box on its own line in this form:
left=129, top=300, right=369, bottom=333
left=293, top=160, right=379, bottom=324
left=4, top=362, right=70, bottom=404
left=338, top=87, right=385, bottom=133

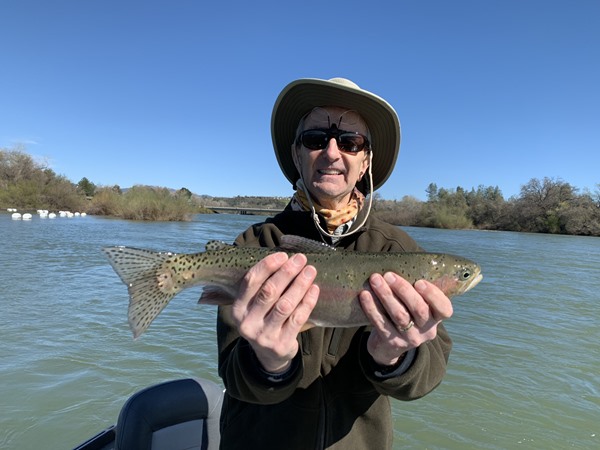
left=338, top=134, right=366, bottom=153
left=301, top=131, right=328, bottom=150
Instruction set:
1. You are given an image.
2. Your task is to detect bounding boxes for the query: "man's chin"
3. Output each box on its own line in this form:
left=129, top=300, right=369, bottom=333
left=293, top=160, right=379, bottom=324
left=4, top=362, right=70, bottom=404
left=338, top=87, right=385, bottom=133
left=307, top=183, right=351, bottom=206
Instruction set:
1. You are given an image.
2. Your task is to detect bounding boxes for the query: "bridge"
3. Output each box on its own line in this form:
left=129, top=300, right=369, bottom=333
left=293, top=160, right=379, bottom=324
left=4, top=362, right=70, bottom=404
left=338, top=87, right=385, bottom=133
left=209, top=206, right=283, bottom=215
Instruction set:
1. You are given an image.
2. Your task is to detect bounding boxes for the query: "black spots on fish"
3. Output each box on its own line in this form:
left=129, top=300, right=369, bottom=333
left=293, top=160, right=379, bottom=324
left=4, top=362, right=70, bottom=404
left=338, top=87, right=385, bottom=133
left=398, top=258, right=419, bottom=273
left=167, top=255, right=193, bottom=272
left=201, top=247, right=256, bottom=269
left=206, top=256, right=230, bottom=269
left=129, top=284, right=175, bottom=337
left=389, top=259, right=412, bottom=279
left=165, top=257, right=179, bottom=274
left=206, top=257, right=219, bottom=266
left=137, top=306, right=153, bottom=330
left=213, top=257, right=232, bottom=269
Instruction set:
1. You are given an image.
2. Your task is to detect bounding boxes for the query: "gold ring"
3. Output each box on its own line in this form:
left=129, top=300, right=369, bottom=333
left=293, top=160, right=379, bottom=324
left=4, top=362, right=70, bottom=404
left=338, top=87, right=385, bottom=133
left=397, top=320, right=414, bottom=333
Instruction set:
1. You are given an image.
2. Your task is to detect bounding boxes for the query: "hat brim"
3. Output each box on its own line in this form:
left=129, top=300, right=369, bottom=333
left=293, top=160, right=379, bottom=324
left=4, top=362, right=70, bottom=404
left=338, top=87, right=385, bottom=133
left=271, top=78, right=401, bottom=193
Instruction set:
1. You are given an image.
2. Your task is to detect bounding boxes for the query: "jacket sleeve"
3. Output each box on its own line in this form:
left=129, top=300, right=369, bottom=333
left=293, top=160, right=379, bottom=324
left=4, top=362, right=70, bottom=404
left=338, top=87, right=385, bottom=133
left=358, top=323, right=452, bottom=400
left=217, top=306, right=305, bottom=404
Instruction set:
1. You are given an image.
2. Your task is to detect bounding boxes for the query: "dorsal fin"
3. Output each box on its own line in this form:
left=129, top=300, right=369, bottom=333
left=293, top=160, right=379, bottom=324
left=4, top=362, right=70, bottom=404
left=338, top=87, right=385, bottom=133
left=279, top=235, right=336, bottom=253
left=205, top=240, right=233, bottom=251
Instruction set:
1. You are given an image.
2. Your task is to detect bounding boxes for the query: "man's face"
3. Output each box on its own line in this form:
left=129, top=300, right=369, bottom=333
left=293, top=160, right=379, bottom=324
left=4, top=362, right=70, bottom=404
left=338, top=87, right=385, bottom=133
left=293, top=106, right=370, bottom=209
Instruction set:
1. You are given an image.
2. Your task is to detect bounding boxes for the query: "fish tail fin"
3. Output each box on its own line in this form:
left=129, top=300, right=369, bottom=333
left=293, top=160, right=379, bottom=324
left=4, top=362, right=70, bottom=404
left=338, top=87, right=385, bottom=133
left=103, top=246, right=177, bottom=339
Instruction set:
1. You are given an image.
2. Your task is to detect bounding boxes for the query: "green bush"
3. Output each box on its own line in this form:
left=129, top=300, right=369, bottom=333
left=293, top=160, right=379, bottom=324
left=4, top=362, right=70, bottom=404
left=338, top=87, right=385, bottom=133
left=88, top=185, right=197, bottom=221
left=418, top=204, right=473, bottom=229
left=86, top=187, right=121, bottom=216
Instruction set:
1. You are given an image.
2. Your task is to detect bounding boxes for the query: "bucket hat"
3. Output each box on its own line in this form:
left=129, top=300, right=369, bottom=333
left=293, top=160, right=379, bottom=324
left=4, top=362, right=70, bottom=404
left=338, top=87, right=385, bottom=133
left=271, top=77, right=401, bottom=193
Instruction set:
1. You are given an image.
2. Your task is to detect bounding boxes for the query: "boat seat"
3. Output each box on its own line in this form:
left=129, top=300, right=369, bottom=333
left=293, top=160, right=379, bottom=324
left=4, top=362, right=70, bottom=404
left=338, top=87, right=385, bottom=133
left=114, top=378, right=224, bottom=450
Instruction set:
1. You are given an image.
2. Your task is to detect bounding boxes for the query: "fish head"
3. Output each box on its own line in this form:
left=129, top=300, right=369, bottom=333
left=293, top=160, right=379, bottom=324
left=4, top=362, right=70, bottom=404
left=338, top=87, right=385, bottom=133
left=454, top=263, right=483, bottom=294
left=428, top=255, right=483, bottom=297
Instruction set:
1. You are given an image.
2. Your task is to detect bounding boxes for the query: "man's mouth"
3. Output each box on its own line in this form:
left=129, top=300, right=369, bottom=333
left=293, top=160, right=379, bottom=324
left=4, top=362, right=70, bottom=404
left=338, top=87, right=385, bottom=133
left=318, top=169, right=343, bottom=175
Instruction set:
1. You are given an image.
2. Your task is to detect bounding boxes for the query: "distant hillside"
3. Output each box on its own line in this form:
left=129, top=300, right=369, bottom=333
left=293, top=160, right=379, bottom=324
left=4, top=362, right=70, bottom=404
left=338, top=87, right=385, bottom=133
left=195, top=194, right=290, bottom=210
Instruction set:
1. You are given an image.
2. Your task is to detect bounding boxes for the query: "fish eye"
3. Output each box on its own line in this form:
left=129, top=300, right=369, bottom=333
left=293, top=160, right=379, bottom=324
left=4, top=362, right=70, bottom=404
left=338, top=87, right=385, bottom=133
left=460, top=269, right=472, bottom=280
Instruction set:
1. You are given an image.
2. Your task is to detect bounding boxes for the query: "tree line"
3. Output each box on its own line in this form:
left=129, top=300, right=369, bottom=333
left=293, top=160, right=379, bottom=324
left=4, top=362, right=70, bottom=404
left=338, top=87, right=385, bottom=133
left=0, top=146, right=199, bottom=220
left=2, top=146, right=599, bottom=234
left=372, top=179, right=600, bottom=236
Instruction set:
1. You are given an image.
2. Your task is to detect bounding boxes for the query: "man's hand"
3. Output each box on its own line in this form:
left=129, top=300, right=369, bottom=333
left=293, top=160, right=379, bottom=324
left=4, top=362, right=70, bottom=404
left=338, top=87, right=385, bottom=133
left=231, top=252, right=319, bottom=373
left=359, top=273, right=453, bottom=367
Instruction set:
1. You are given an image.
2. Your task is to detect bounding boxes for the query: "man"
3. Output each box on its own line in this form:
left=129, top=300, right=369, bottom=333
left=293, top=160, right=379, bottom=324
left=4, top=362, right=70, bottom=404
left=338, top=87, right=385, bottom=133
left=216, top=78, right=453, bottom=449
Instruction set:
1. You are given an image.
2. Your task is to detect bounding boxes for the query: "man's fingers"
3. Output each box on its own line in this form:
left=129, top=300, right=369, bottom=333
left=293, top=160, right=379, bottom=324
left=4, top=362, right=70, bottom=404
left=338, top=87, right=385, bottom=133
left=374, top=273, right=453, bottom=327
left=250, top=253, right=307, bottom=309
left=359, top=288, right=392, bottom=333
left=414, top=280, right=453, bottom=321
left=369, top=273, right=415, bottom=327
left=266, top=264, right=317, bottom=326
left=287, top=283, right=319, bottom=332
left=237, top=252, right=289, bottom=307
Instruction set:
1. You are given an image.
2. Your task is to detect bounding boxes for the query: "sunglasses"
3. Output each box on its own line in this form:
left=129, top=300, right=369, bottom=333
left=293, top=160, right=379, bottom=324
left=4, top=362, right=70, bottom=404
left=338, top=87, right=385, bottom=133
left=297, top=128, right=370, bottom=153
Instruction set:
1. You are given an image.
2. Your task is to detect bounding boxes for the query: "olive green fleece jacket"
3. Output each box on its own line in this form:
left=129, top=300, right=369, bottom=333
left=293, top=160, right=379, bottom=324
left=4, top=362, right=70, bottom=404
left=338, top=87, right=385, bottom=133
left=217, top=208, right=452, bottom=450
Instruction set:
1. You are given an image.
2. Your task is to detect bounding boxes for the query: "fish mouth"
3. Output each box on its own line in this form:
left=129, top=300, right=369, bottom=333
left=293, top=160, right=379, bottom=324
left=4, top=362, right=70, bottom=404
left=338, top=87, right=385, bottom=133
left=465, top=273, right=483, bottom=292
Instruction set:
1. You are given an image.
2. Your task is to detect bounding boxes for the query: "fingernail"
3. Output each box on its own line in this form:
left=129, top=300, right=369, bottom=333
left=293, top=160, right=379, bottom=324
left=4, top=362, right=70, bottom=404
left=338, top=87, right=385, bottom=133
left=303, top=265, right=317, bottom=279
left=415, top=280, right=427, bottom=293
left=274, top=252, right=288, bottom=263
left=291, top=253, right=306, bottom=266
left=384, top=272, right=396, bottom=284
left=371, top=274, right=383, bottom=287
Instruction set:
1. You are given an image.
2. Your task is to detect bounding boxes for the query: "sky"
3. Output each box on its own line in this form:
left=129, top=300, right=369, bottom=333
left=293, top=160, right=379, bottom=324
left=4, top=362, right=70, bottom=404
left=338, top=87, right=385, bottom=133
left=1, top=0, right=598, bottom=201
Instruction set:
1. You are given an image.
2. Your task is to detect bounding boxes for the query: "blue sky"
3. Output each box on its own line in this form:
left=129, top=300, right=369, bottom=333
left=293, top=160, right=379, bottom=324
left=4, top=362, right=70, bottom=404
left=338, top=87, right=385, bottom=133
left=1, top=0, right=598, bottom=201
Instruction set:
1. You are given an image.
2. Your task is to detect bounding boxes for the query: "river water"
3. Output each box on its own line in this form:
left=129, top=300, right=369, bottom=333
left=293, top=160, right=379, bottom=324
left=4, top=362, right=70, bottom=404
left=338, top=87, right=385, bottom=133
left=0, top=212, right=598, bottom=449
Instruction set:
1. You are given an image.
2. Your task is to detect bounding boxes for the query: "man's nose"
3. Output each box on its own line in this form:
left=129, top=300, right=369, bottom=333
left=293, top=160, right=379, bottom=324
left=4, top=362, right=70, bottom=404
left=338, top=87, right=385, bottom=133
left=323, top=138, right=341, bottom=158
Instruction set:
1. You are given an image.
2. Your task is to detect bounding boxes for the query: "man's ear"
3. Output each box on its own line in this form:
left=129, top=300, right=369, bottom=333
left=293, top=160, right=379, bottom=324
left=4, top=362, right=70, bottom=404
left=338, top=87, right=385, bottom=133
left=359, top=152, right=371, bottom=181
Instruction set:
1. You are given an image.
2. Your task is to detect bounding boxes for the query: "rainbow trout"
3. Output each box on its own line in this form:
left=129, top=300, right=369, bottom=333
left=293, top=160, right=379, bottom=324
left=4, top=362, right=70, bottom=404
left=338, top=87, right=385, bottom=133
left=103, top=235, right=482, bottom=339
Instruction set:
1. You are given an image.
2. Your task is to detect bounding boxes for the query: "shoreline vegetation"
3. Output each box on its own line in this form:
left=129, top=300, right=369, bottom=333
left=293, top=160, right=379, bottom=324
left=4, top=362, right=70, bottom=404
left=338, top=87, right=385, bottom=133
left=2, top=146, right=600, bottom=236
